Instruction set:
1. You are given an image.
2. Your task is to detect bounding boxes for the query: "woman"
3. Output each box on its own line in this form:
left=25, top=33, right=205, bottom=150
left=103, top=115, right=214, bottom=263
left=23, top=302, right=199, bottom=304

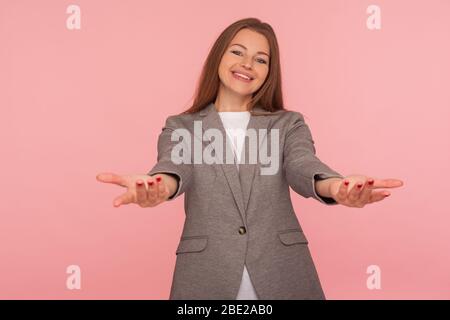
left=96, top=18, right=403, bottom=299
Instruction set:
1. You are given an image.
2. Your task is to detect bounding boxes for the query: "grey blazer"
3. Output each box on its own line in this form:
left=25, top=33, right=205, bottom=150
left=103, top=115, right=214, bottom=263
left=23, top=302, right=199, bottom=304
left=148, top=102, right=344, bottom=300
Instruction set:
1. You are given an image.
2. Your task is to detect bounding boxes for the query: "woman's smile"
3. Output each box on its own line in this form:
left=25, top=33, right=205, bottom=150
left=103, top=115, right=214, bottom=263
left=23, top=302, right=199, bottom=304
left=231, top=71, right=254, bottom=83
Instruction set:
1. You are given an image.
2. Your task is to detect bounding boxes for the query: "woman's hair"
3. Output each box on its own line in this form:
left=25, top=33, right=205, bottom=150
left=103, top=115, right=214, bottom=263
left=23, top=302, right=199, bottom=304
left=182, top=17, right=286, bottom=115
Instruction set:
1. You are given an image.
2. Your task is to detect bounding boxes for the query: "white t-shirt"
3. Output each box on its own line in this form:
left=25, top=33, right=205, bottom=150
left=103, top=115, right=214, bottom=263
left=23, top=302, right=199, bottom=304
left=218, top=111, right=259, bottom=300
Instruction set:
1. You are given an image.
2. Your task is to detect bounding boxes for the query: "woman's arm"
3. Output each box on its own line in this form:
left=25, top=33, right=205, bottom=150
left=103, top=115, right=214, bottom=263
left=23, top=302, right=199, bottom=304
left=147, top=115, right=193, bottom=201
left=283, top=112, right=404, bottom=207
left=96, top=116, right=191, bottom=208
left=283, top=112, right=344, bottom=205
left=315, top=177, right=343, bottom=199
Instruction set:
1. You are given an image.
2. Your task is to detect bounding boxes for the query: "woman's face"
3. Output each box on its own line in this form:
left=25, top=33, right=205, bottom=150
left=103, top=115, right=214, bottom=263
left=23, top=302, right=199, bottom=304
left=218, top=28, right=270, bottom=99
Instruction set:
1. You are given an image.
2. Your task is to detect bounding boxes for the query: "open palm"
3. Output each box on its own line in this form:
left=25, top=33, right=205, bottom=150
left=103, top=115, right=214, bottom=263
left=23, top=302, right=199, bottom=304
left=96, top=172, right=170, bottom=208
left=330, top=174, right=404, bottom=208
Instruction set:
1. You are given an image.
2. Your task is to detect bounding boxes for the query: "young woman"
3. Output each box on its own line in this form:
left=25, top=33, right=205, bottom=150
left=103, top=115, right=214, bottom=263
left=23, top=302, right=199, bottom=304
left=96, top=18, right=403, bottom=300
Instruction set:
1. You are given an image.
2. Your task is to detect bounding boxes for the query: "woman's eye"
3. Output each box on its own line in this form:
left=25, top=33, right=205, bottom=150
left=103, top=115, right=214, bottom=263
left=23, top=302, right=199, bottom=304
left=231, top=50, right=267, bottom=64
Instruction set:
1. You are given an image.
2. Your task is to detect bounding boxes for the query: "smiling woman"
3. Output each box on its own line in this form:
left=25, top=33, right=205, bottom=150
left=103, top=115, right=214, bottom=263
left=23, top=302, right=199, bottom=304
left=215, top=29, right=272, bottom=111
left=182, top=19, right=282, bottom=114
left=96, top=17, right=404, bottom=300
left=228, top=42, right=269, bottom=81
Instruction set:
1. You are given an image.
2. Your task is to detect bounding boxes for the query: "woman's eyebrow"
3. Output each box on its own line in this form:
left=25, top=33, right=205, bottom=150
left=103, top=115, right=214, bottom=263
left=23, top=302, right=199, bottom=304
left=230, top=43, right=270, bottom=57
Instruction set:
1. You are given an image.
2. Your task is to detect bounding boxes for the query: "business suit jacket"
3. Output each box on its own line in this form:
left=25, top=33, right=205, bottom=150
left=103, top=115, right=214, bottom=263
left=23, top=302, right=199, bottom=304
left=148, top=102, right=344, bottom=300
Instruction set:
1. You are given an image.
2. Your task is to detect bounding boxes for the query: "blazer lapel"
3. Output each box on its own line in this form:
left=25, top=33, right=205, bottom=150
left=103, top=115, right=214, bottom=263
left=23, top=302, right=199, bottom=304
left=238, top=108, right=272, bottom=213
left=197, top=102, right=273, bottom=222
left=198, top=102, right=246, bottom=222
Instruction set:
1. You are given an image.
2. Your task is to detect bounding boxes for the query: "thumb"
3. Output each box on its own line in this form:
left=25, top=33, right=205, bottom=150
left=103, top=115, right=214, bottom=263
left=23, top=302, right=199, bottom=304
left=113, top=192, right=134, bottom=207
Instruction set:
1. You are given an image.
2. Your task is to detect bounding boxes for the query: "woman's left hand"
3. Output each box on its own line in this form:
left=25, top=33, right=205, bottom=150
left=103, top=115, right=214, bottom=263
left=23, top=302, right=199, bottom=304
left=329, top=174, right=404, bottom=208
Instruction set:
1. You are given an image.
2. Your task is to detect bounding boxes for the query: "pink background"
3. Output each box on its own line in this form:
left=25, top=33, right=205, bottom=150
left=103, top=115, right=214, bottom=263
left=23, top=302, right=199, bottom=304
left=1, top=0, right=449, bottom=299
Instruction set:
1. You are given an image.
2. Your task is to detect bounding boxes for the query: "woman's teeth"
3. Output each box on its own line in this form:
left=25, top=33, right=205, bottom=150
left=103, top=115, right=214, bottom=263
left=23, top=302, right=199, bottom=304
left=232, top=72, right=253, bottom=82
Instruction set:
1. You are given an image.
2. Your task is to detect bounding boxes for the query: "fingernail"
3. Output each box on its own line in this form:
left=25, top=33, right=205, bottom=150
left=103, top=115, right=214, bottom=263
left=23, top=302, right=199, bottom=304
left=149, top=181, right=154, bottom=186
left=384, top=193, right=390, bottom=197
left=368, top=180, right=374, bottom=185
left=357, top=183, right=363, bottom=188
left=344, top=180, right=349, bottom=186
left=136, top=180, right=143, bottom=185
left=156, top=177, right=162, bottom=182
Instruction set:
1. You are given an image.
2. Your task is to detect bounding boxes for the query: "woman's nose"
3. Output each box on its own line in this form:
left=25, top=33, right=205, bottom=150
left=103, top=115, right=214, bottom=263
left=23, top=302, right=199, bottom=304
left=241, top=60, right=253, bottom=69
left=241, top=57, right=253, bottom=68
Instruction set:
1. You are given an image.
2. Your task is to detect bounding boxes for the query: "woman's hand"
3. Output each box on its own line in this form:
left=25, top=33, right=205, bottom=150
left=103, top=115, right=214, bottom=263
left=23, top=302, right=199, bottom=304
left=329, top=174, right=404, bottom=208
left=96, top=172, right=178, bottom=208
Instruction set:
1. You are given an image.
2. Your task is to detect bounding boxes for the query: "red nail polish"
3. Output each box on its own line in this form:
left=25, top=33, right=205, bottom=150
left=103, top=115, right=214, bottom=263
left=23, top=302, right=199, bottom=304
left=149, top=181, right=154, bottom=186
left=368, top=180, right=374, bottom=185
left=357, top=184, right=362, bottom=188
left=344, top=181, right=349, bottom=186
left=156, top=177, right=161, bottom=182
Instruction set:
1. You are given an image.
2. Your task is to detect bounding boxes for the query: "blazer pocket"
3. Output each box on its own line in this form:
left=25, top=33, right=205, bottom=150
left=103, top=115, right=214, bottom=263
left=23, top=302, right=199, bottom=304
left=176, top=236, right=208, bottom=255
left=278, top=229, right=309, bottom=246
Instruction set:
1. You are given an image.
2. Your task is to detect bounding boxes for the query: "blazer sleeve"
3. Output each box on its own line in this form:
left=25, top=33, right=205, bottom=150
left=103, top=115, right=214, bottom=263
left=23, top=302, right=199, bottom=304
left=147, top=115, right=193, bottom=201
left=283, top=112, right=344, bottom=205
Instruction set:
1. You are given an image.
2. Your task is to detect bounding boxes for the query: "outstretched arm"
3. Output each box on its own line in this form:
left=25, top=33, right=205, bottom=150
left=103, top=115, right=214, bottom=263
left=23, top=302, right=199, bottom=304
left=96, top=115, right=191, bottom=208
left=283, top=112, right=344, bottom=205
left=283, top=112, right=404, bottom=207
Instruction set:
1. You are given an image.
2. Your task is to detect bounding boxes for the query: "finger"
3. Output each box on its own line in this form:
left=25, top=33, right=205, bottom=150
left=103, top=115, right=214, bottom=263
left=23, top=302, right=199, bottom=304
left=135, top=179, right=149, bottom=205
left=156, top=176, right=168, bottom=201
left=348, top=180, right=365, bottom=202
left=369, top=191, right=391, bottom=203
left=336, top=179, right=350, bottom=201
left=147, top=178, right=157, bottom=204
left=372, top=178, right=404, bottom=189
left=96, top=172, right=127, bottom=187
left=113, top=191, right=134, bottom=207
left=358, top=178, right=374, bottom=204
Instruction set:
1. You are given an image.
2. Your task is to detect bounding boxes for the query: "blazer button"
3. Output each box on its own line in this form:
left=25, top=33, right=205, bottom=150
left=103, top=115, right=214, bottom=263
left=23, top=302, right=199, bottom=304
left=238, top=226, right=246, bottom=235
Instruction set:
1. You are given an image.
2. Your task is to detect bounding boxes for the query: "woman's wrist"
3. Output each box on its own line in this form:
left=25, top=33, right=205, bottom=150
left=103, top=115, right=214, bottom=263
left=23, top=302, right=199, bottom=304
left=315, top=177, right=343, bottom=199
left=327, top=178, right=344, bottom=200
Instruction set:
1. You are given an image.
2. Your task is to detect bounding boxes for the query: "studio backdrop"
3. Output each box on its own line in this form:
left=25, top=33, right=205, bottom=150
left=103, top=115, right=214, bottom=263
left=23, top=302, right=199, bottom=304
left=1, top=0, right=449, bottom=299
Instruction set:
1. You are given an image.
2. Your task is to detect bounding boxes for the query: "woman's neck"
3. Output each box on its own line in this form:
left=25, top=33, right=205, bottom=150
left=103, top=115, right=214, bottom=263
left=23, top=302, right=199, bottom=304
left=214, top=93, right=251, bottom=112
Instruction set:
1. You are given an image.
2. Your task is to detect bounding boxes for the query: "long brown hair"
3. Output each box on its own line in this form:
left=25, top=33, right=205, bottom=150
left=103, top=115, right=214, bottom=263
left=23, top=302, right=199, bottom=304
left=182, top=17, right=286, bottom=115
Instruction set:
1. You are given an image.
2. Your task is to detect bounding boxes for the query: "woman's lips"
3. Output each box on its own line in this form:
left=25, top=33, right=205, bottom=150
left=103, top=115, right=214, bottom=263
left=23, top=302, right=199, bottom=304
left=231, top=71, right=253, bottom=83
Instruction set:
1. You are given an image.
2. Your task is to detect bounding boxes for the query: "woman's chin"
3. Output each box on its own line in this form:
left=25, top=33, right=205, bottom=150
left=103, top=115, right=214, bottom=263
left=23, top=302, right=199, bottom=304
left=229, top=87, right=254, bottom=96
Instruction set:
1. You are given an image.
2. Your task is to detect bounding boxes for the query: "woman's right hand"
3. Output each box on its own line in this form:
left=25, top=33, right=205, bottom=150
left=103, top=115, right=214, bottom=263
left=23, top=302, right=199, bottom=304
left=96, top=172, right=175, bottom=208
